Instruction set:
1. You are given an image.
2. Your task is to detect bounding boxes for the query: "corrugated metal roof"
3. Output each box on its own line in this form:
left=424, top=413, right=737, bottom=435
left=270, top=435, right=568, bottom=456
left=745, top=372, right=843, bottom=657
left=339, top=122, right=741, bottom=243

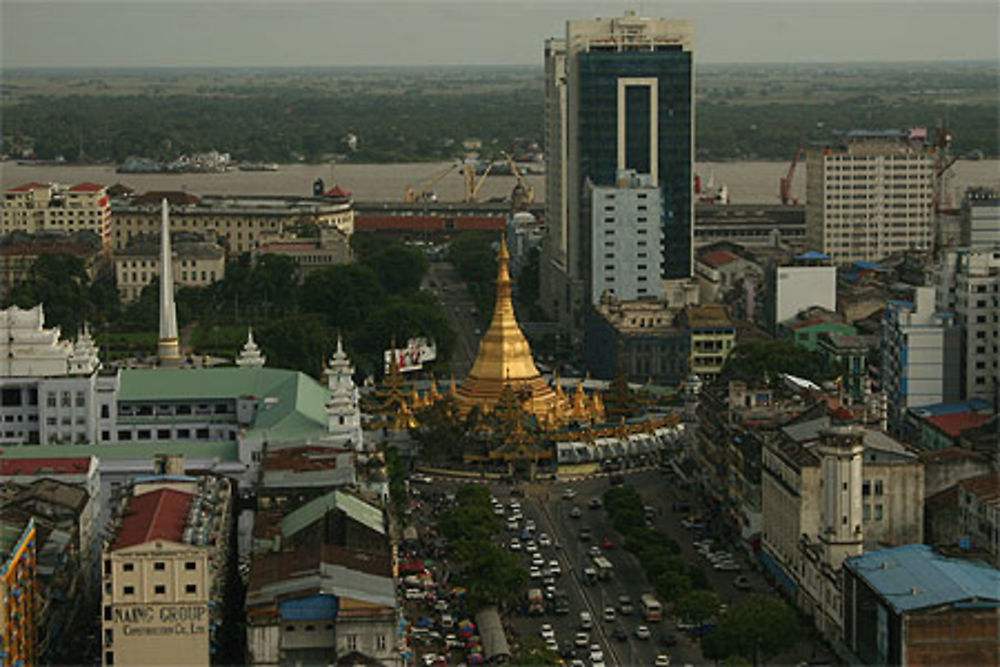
left=0, top=457, right=92, bottom=476
left=909, top=398, right=992, bottom=418
left=0, top=441, right=239, bottom=462
left=280, top=490, right=384, bottom=540
left=112, top=488, right=194, bottom=550
left=845, top=544, right=1000, bottom=614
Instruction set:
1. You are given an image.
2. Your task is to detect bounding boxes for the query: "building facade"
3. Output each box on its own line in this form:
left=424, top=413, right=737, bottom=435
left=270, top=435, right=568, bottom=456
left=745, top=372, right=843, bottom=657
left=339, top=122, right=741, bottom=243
left=960, top=186, right=1000, bottom=249
left=882, top=286, right=961, bottom=435
left=3, top=182, right=113, bottom=249
left=1, top=518, right=38, bottom=667
left=680, top=303, right=734, bottom=378
left=114, top=240, right=226, bottom=302
left=541, top=11, right=694, bottom=339
left=251, top=225, right=352, bottom=279
left=764, top=254, right=837, bottom=333
left=934, top=247, right=1000, bottom=402
left=101, top=475, right=232, bottom=666
left=805, top=130, right=934, bottom=264
left=958, top=472, right=1000, bottom=568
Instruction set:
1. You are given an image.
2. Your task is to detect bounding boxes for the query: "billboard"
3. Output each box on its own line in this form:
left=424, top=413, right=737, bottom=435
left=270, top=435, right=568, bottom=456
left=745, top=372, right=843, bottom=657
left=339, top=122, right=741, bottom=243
left=384, top=338, right=437, bottom=373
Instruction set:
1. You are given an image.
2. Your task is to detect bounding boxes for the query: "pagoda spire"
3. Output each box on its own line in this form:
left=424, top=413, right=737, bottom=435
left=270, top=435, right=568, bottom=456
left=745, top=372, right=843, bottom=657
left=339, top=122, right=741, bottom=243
left=236, top=327, right=265, bottom=367
left=157, top=199, right=181, bottom=364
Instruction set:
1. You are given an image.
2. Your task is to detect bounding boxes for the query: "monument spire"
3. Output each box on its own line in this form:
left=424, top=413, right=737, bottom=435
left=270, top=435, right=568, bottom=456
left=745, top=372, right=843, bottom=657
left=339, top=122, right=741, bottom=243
left=157, top=199, right=181, bottom=363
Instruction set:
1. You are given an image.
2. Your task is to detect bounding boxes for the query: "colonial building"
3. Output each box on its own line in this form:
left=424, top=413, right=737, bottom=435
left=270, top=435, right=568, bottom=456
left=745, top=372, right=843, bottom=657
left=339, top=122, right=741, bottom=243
left=114, top=239, right=225, bottom=302
left=101, top=474, right=233, bottom=666
left=252, top=225, right=352, bottom=279
left=679, top=303, right=735, bottom=378
left=2, top=182, right=113, bottom=249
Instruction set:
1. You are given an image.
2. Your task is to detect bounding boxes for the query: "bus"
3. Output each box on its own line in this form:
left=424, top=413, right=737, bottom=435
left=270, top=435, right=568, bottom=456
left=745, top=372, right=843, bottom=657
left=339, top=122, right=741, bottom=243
left=592, top=556, right=614, bottom=581
left=640, top=593, right=663, bottom=622
left=527, top=588, right=545, bottom=615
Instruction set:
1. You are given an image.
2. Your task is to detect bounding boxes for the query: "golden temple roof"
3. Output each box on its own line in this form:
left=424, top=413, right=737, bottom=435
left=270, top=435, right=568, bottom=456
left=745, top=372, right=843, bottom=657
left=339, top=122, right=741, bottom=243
left=456, top=236, right=567, bottom=420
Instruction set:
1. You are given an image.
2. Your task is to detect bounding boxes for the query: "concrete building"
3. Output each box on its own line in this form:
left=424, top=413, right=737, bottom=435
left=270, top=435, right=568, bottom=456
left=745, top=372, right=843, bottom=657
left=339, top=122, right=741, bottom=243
left=817, top=333, right=878, bottom=404
left=842, top=545, right=1000, bottom=666
left=906, top=397, right=994, bottom=451
left=779, top=306, right=856, bottom=352
left=589, top=169, right=664, bottom=302
left=541, top=11, right=694, bottom=340
left=764, top=252, right=837, bottom=333
left=0, top=518, right=38, bottom=667
left=101, top=474, right=233, bottom=666
left=882, top=286, right=961, bottom=435
left=958, top=472, right=1000, bottom=568
left=0, top=305, right=113, bottom=446
left=960, top=186, right=1000, bottom=249
left=934, top=247, right=1000, bottom=402
left=584, top=293, right=688, bottom=384
left=2, top=182, right=113, bottom=249
left=693, top=244, right=765, bottom=319
left=252, top=225, right=352, bottom=280
left=694, top=203, right=805, bottom=249
left=680, top=303, right=735, bottom=378
left=805, top=129, right=934, bottom=264
left=112, top=189, right=354, bottom=256
left=114, top=239, right=225, bottom=302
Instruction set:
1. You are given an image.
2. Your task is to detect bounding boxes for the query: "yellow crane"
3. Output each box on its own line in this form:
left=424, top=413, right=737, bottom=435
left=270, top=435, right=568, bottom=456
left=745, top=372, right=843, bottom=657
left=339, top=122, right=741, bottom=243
left=403, top=163, right=458, bottom=203
left=501, top=151, right=535, bottom=209
left=461, top=160, right=496, bottom=203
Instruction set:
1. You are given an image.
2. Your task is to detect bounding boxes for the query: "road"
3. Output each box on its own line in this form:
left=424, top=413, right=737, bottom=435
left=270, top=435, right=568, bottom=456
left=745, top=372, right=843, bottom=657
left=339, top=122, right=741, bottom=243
left=424, top=261, right=482, bottom=377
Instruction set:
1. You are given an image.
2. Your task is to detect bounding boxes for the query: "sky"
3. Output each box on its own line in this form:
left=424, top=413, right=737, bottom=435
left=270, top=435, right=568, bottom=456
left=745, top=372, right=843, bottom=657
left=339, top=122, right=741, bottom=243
left=2, top=0, right=998, bottom=68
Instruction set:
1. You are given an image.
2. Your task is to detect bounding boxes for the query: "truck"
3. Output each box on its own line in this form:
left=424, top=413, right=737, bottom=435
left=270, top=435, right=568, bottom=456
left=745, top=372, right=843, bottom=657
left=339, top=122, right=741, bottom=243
left=527, top=588, right=545, bottom=615
left=592, top=555, right=614, bottom=581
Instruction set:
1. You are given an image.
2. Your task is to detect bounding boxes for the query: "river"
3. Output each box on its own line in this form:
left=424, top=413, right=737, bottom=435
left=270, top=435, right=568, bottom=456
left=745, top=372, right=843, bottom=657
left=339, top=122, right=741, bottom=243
left=2, top=160, right=997, bottom=205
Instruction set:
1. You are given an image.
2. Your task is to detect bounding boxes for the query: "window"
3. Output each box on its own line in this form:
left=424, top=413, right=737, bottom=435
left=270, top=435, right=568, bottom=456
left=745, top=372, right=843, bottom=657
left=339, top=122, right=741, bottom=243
left=104, top=629, right=114, bottom=646
left=123, top=586, right=134, bottom=595
left=154, top=562, right=165, bottom=571
left=105, top=651, right=114, bottom=666
left=345, top=635, right=358, bottom=651
left=61, top=391, right=71, bottom=407
left=123, top=562, right=134, bottom=572
left=47, top=392, right=56, bottom=408
left=137, top=429, right=151, bottom=440
left=874, top=504, right=884, bottom=520
left=874, top=480, right=884, bottom=496
left=104, top=606, right=112, bottom=621
left=185, top=584, right=197, bottom=594
left=863, top=504, right=871, bottom=520
left=75, top=391, right=85, bottom=407
left=101, top=404, right=109, bottom=419
left=377, top=635, right=387, bottom=650
left=154, top=585, right=166, bottom=595
left=157, top=428, right=171, bottom=439
left=185, top=561, right=197, bottom=570
left=118, top=430, right=132, bottom=441
left=862, top=481, right=870, bottom=496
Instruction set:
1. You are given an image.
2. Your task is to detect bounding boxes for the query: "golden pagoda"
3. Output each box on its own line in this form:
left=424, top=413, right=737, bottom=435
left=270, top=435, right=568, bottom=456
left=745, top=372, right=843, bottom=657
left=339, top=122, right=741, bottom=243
left=456, top=236, right=577, bottom=422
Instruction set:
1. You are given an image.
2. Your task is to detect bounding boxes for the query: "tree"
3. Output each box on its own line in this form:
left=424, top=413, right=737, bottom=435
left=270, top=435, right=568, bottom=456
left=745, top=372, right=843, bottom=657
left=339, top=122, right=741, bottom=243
left=298, top=264, right=385, bottom=330
left=438, top=504, right=501, bottom=544
left=674, top=589, right=721, bottom=625
left=355, top=239, right=429, bottom=295
left=655, top=570, right=693, bottom=604
left=9, top=253, right=92, bottom=334
left=452, top=541, right=527, bottom=611
left=256, top=314, right=333, bottom=377
left=250, top=254, right=300, bottom=318
left=719, top=339, right=832, bottom=385
left=702, top=596, right=799, bottom=665
left=411, top=397, right=467, bottom=463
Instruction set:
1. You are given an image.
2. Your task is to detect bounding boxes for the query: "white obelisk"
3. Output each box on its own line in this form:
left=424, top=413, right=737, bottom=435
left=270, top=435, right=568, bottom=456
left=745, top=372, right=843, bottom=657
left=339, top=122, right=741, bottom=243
left=157, top=199, right=181, bottom=363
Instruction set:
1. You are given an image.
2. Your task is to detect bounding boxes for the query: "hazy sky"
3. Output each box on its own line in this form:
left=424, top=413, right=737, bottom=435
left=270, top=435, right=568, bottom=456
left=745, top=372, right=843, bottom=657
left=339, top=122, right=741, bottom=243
left=2, top=0, right=998, bottom=68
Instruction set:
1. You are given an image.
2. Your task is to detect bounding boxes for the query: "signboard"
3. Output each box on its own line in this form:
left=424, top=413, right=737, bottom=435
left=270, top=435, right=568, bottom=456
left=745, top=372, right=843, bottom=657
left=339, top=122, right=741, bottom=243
left=114, top=604, right=209, bottom=637
left=384, top=338, right=437, bottom=374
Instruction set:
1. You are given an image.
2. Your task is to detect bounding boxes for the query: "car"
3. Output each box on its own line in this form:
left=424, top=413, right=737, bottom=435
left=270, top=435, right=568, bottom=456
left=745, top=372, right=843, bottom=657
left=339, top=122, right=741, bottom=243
left=733, top=576, right=752, bottom=591
left=612, top=626, right=627, bottom=642
left=510, top=511, right=524, bottom=522
left=659, top=633, right=679, bottom=647
left=525, top=541, right=538, bottom=554
left=404, top=588, right=425, bottom=600
left=589, top=649, right=605, bottom=663
left=618, top=595, right=634, bottom=615
left=538, top=532, right=552, bottom=547
left=589, top=497, right=603, bottom=509
left=507, top=519, right=519, bottom=531
left=574, top=632, right=590, bottom=648
left=570, top=661, right=586, bottom=667
left=529, top=566, right=542, bottom=579
left=579, top=611, right=593, bottom=629
left=602, top=537, right=615, bottom=549
left=579, top=527, right=593, bottom=540
left=655, top=654, right=672, bottom=666
left=545, top=638, right=559, bottom=652
left=589, top=545, right=601, bottom=557
left=493, top=505, right=505, bottom=516
left=715, top=562, right=742, bottom=572
left=603, top=606, right=616, bottom=622
left=411, top=473, right=433, bottom=484
left=509, top=538, right=521, bottom=551
left=635, top=625, right=651, bottom=640
left=570, top=506, right=582, bottom=519
left=560, top=640, right=576, bottom=658
left=540, top=624, right=555, bottom=640
left=548, top=559, right=562, bottom=576
left=509, top=501, right=522, bottom=511
left=532, top=553, right=545, bottom=564
left=444, top=634, right=463, bottom=650
left=562, top=488, right=577, bottom=500
left=525, top=520, right=537, bottom=531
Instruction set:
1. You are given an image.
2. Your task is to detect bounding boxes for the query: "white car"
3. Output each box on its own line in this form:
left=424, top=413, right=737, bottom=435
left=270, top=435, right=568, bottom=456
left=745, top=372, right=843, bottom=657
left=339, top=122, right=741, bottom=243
left=635, top=625, right=651, bottom=640
left=411, top=473, right=433, bottom=484
left=562, top=488, right=577, bottom=500
left=545, top=638, right=559, bottom=652
left=529, top=566, right=542, bottom=579
left=589, top=648, right=604, bottom=663
left=655, top=654, right=672, bottom=666
left=525, top=541, right=538, bottom=554
left=548, top=560, right=562, bottom=576
left=574, top=632, right=590, bottom=648
left=526, top=519, right=537, bottom=531
left=507, top=519, right=519, bottom=531
left=538, top=532, right=552, bottom=547
left=589, top=545, right=601, bottom=557
left=540, top=624, right=555, bottom=640
left=509, top=539, right=521, bottom=551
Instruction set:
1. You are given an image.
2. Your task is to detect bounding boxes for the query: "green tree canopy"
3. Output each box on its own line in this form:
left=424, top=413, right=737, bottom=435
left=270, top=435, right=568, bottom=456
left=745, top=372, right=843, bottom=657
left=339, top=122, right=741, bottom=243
left=9, top=253, right=93, bottom=335
left=719, top=339, right=832, bottom=385
left=674, top=589, right=721, bottom=625
left=256, top=314, right=334, bottom=376
left=702, top=596, right=799, bottom=664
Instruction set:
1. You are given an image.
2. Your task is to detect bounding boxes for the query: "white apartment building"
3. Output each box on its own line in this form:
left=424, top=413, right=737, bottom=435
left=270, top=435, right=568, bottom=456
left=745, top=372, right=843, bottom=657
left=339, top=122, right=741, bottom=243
left=2, top=182, right=113, bottom=249
left=935, top=248, right=1000, bottom=401
left=765, top=254, right=837, bottom=332
left=590, top=169, right=664, bottom=302
left=805, top=130, right=933, bottom=264
left=960, top=187, right=1000, bottom=250
left=882, top=286, right=961, bottom=435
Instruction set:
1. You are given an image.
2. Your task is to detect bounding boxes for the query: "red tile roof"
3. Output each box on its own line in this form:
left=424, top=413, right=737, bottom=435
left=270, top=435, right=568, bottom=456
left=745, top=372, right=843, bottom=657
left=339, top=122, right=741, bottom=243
left=959, top=472, right=1000, bottom=502
left=0, top=457, right=92, bottom=476
left=112, top=488, right=194, bottom=550
left=68, top=182, right=105, bottom=192
left=926, top=412, right=992, bottom=438
left=7, top=182, right=49, bottom=192
left=324, top=184, right=352, bottom=198
left=701, top=250, right=739, bottom=267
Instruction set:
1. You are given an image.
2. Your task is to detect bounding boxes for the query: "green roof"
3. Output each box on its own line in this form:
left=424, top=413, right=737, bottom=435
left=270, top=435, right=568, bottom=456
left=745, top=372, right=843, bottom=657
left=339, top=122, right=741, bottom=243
left=0, top=441, right=239, bottom=462
left=119, top=367, right=331, bottom=444
left=281, top=490, right=385, bottom=540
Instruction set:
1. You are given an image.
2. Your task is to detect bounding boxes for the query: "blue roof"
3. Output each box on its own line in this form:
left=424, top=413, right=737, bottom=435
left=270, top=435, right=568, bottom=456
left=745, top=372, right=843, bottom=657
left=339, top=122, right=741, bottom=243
left=853, top=261, right=886, bottom=270
left=909, top=398, right=991, bottom=418
left=794, top=251, right=830, bottom=261
left=845, top=544, right=1000, bottom=614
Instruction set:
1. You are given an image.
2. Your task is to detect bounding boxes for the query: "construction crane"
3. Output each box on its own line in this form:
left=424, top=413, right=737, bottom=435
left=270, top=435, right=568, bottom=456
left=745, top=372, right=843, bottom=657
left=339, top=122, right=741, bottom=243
left=403, top=163, right=458, bottom=203
left=501, top=151, right=535, bottom=210
left=779, top=144, right=805, bottom=205
left=462, top=160, right=496, bottom=203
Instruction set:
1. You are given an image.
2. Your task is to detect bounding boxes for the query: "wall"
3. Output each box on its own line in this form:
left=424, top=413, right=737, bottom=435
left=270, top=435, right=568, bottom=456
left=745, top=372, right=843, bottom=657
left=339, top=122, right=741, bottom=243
left=771, top=264, right=836, bottom=330
left=904, top=606, right=1000, bottom=667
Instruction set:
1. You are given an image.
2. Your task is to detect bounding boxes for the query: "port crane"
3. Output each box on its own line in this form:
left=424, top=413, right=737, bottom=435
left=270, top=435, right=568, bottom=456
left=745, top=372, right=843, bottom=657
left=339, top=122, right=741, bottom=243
left=403, top=163, right=459, bottom=203
left=462, top=160, right=496, bottom=203
left=779, top=144, right=805, bottom=205
left=501, top=151, right=535, bottom=210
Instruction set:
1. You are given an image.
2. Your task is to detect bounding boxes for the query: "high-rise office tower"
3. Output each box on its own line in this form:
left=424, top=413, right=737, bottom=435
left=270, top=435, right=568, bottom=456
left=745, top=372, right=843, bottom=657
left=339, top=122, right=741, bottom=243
left=541, top=12, right=694, bottom=340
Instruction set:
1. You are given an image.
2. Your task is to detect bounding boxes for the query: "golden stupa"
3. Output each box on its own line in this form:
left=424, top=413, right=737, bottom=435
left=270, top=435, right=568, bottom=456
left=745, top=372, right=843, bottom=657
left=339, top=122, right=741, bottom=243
left=456, top=236, right=576, bottom=422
